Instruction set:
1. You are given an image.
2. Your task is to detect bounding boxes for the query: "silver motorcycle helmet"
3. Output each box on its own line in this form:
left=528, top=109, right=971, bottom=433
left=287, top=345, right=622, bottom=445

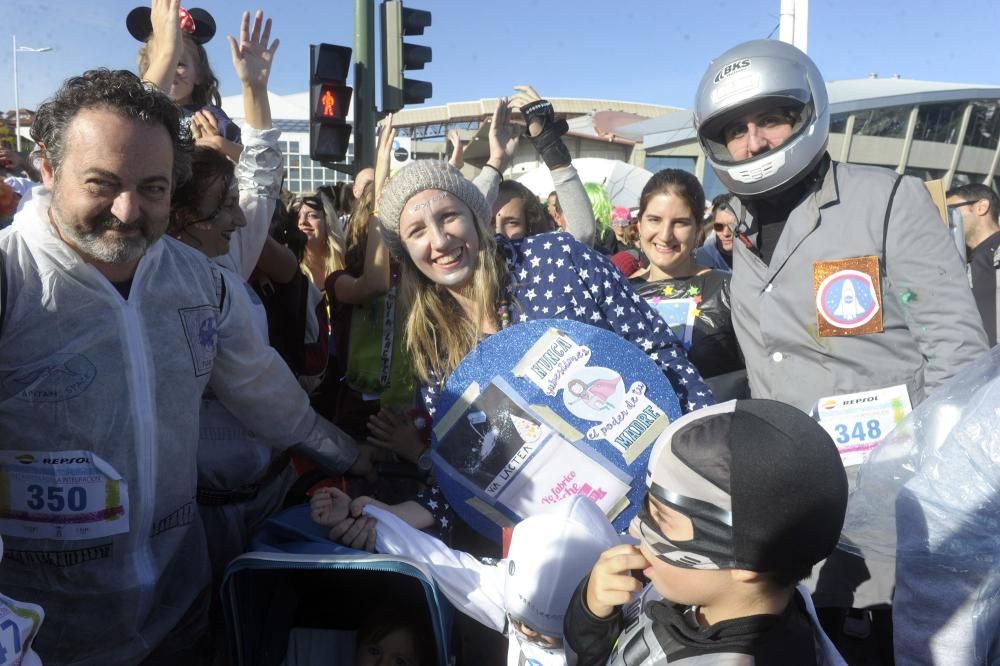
left=694, top=39, right=829, bottom=198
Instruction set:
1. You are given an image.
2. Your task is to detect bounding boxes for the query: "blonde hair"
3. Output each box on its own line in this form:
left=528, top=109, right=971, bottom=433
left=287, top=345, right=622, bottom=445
left=401, top=218, right=508, bottom=385
left=344, top=182, right=375, bottom=276
left=292, top=191, right=346, bottom=285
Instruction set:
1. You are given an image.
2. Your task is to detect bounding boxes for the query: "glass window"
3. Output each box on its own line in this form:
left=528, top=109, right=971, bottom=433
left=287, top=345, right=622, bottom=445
left=644, top=156, right=695, bottom=174
left=852, top=106, right=910, bottom=138
left=963, top=101, right=1000, bottom=150
left=830, top=112, right=850, bottom=134
left=289, top=142, right=300, bottom=153
left=914, top=102, right=967, bottom=144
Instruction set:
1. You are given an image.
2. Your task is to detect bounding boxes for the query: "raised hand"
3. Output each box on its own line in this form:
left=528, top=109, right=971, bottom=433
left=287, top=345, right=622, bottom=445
left=228, top=10, right=279, bottom=90
left=511, top=85, right=544, bottom=137
left=487, top=98, right=520, bottom=172
left=375, top=113, right=398, bottom=204
left=447, top=129, right=465, bottom=170
left=149, top=0, right=183, bottom=55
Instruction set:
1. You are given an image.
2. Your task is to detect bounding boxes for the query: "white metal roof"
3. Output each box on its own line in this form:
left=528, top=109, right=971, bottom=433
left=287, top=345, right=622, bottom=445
left=616, top=78, right=1000, bottom=149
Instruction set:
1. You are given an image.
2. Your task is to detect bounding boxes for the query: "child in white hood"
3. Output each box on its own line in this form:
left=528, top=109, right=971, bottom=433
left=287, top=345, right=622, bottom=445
left=310, top=490, right=621, bottom=666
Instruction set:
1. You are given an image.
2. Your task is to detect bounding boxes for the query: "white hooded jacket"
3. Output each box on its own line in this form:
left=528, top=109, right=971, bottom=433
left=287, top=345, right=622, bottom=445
left=366, top=496, right=621, bottom=666
left=0, top=192, right=357, bottom=665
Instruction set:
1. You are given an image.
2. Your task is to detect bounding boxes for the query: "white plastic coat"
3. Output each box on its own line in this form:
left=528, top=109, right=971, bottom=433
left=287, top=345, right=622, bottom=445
left=366, top=496, right=621, bottom=666
left=0, top=191, right=357, bottom=665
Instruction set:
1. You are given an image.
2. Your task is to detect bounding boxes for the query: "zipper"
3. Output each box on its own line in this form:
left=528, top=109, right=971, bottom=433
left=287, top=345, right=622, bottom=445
left=114, top=268, right=158, bottom=622
left=225, top=553, right=450, bottom=666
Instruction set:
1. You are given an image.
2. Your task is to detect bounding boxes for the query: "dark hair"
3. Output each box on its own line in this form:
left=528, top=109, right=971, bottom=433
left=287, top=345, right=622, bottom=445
left=547, top=190, right=562, bottom=213
left=168, top=146, right=234, bottom=236
left=137, top=35, right=221, bottom=107
left=497, top=180, right=555, bottom=237
left=708, top=193, right=736, bottom=223
left=356, top=612, right=434, bottom=666
left=946, top=182, right=999, bottom=222
left=638, top=169, right=706, bottom=224
left=758, top=562, right=814, bottom=589
left=32, top=68, right=191, bottom=187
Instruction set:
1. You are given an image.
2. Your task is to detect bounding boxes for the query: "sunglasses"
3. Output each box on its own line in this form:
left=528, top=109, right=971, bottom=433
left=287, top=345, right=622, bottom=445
left=712, top=222, right=731, bottom=233
left=947, top=200, right=978, bottom=210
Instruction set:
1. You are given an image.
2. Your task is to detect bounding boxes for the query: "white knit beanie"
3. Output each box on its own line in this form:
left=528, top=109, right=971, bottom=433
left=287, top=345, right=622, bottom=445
left=377, top=160, right=492, bottom=259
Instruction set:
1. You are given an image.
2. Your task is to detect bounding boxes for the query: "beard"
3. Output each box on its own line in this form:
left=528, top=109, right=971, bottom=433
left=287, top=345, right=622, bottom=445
left=49, top=204, right=157, bottom=266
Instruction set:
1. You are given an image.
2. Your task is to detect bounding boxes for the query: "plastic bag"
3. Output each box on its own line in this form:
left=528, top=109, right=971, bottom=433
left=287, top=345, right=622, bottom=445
left=838, top=345, right=1000, bottom=663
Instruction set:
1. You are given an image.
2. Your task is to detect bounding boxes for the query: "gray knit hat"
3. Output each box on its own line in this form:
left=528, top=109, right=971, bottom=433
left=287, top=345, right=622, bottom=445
left=377, top=160, right=492, bottom=259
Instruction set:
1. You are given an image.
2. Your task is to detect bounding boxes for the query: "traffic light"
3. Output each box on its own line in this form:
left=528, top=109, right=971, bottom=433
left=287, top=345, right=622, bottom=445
left=309, top=43, right=353, bottom=163
left=380, top=0, right=432, bottom=112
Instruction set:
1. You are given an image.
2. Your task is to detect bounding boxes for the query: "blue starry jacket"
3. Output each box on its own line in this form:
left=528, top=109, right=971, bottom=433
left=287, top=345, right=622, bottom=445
left=416, top=232, right=714, bottom=540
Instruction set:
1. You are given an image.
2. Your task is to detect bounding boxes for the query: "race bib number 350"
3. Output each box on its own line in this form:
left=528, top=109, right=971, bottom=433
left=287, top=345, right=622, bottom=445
left=0, top=451, right=129, bottom=541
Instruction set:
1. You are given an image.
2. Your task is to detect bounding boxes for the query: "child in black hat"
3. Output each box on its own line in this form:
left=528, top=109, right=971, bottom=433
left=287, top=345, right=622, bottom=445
left=564, top=399, right=849, bottom=665
left=128, top=0, right=242, bottom=145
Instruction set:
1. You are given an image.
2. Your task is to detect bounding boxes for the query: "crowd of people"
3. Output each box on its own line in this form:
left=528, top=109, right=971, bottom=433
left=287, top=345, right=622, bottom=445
left=1, top=3, right=998, bottom=666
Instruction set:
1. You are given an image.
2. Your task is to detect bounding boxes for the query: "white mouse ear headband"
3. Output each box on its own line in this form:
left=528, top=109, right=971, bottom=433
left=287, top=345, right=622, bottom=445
left=127, top=6, right=217, bottom=45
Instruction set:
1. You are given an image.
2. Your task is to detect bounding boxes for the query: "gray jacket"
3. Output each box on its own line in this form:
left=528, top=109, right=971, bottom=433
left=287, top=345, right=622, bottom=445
left=729, top=160, right=988, bottom=415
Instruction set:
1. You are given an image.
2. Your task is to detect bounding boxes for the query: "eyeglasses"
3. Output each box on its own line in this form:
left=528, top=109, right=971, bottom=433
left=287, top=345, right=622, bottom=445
left=712, top=222, right=730, bottom=233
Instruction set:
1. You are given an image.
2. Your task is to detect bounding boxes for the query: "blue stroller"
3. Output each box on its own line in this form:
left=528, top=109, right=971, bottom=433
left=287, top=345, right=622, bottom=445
left=222, top=504, right=454, bottom=665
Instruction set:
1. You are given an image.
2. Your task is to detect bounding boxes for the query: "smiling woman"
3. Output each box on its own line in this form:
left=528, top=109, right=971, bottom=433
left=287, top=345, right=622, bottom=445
left=627, top=169, right=744, bottom=387
left=169, top=146, right=243, bottom=257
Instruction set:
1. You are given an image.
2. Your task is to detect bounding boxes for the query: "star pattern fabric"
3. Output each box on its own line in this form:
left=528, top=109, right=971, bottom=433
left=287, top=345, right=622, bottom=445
left=416, top=231, right=715, bottom=538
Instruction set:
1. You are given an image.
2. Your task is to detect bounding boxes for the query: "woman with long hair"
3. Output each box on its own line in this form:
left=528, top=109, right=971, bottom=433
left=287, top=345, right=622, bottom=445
left=627, top=169, right=745, bottom=390
left=291, top=190, right=347, bottom=290
left=370, top=147, right=712, bottom=540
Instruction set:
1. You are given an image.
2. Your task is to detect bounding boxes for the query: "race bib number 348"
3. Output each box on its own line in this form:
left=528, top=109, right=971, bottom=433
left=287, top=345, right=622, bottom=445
left=814, top=385, right=912, bottom=467
left=0, top=451, right=129, bottom=541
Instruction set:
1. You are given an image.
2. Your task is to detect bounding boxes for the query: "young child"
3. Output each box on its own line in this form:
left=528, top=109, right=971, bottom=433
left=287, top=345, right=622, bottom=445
left=311, top=491, right=621, bottom=666
left=127, top=2, right=243, bottom=145
left=564, top=399, right=848, bottom=665
left=354, top=613, right=434, bottom=666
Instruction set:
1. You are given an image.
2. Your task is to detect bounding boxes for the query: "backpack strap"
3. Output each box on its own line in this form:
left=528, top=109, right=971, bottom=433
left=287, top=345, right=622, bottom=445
left=881, top=174, right=905, bottom=275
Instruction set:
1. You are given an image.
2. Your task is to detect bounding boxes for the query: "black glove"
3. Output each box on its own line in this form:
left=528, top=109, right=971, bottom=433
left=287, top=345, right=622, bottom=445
left=520, top=99, right=572, bottom=170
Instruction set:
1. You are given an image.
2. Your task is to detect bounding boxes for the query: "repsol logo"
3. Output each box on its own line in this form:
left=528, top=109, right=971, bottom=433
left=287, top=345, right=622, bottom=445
left=42, top=457, right=90, bottom=465
left=842, top=396, right=877, bottom=406
left=714, top=58, right=751, bottom=83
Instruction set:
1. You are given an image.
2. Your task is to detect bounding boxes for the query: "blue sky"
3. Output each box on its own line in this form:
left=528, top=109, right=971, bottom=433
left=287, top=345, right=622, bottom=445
left=3, top=0, right=998, bottom=114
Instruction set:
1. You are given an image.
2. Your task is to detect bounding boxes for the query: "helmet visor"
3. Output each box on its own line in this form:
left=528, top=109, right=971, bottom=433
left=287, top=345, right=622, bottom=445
left=699, top=97, right=813, bottom=166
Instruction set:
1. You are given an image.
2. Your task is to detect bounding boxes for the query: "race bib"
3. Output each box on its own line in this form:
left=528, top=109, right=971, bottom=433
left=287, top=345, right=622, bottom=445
left=0, top=451, right=130, bottom=541
left=814, top=385, right=912, bottom=467
left=813, top=256, right=884, bottom=337
left=0, top=593, right=44, bottom=666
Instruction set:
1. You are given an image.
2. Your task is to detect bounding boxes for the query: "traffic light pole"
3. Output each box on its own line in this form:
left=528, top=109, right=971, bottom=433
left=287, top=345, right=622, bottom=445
left=353, top=0, right=376, bottom=171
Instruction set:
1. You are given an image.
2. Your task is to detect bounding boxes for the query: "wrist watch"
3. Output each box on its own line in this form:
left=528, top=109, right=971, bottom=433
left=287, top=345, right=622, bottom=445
left=416, top=447, right=433, bottom=473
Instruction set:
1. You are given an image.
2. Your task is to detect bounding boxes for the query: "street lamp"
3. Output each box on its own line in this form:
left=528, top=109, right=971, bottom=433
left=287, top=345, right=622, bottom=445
left=12, top=35, right=53, bottom=151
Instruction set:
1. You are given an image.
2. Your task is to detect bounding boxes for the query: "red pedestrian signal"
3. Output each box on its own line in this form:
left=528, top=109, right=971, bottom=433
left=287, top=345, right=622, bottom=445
left=309, top=44, right=353, bottom=163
